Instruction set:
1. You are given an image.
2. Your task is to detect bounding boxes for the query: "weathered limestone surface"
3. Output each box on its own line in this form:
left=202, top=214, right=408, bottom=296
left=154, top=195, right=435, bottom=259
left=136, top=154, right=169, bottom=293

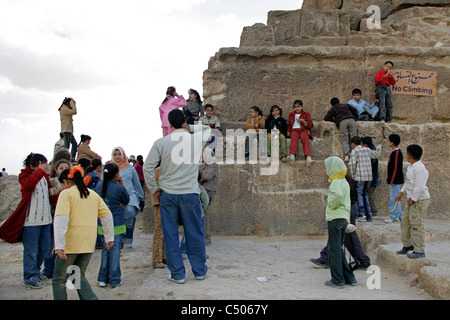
left=205, top=46, right=449, bottom=124
left=139, top=122, right=450, bottom=236
left=201, top=1, right=450, bottom=235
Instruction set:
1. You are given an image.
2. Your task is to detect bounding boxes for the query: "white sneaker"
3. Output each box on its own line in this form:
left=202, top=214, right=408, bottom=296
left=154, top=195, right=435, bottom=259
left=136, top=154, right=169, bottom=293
left=169, top=277, right=186, bottom=284
left=356, top=216, right=367, bottom=222
left=384, top=218, right=399, bottom=223
left=306, top=156, right=312, bottom=162
left=290, top=154, right=296, bottom=162
left=98, top=281, right=107, bottom=287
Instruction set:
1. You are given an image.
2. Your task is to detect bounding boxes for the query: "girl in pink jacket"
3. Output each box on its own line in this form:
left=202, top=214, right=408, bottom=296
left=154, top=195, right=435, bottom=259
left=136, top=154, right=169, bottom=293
left=159, top=86, right=187, bottom=136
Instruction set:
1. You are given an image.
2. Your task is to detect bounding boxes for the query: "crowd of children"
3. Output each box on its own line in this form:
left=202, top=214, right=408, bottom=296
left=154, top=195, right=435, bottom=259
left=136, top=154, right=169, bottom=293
left=0, top=64, right=433, bottom=296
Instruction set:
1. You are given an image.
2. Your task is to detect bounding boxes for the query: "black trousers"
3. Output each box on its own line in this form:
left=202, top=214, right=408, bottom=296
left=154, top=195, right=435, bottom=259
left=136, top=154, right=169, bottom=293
left=319, top=203, right=371, bottom=267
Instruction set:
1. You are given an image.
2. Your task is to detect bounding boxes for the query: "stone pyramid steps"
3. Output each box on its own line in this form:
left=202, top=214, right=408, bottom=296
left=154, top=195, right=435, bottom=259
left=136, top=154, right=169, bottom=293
left=357, top=218, right=450, bottom=299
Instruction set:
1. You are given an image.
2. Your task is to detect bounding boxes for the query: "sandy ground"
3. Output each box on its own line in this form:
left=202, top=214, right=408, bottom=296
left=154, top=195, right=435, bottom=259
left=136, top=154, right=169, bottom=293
left=0, top=215, right=433, bottom=302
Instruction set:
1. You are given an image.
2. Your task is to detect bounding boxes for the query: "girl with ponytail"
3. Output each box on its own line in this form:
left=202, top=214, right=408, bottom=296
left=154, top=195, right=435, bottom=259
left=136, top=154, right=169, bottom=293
left=93, top=163, right=130, bottom=288
left=52, top=164, right=114, bottom=300
left=0, top=152, right=55, bottom=289
left=159, top=86, right=187, bottom=136
left=83, top=158, right=103, bottom=189
left=76, top=134, right=102, bottom=170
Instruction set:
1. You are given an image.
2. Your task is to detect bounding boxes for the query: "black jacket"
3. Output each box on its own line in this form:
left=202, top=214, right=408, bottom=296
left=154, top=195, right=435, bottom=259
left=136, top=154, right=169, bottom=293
left=265, top=115, right=287, bottom=137
left=387, top=149, right=404, bottom=185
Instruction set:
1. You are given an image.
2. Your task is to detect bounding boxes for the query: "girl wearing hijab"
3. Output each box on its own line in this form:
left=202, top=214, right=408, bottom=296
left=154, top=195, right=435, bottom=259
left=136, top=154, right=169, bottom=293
left=111, top=147, right=144, bottom=248
left=323, top=156, right=356, bottom=289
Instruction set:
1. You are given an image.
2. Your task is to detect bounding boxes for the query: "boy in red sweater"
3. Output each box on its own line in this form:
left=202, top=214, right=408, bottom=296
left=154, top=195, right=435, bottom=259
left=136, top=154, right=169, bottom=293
left=375, top=61, right=396, bottom=123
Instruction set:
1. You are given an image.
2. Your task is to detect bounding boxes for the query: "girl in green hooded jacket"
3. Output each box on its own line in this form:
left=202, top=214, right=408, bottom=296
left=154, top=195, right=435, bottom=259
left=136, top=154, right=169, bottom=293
left=324, top=156, right=357, bottom=288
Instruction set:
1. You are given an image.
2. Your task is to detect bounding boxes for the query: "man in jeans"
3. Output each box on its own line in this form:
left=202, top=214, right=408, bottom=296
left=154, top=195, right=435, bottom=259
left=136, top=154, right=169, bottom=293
left=144, top=109, right=211, bottom=283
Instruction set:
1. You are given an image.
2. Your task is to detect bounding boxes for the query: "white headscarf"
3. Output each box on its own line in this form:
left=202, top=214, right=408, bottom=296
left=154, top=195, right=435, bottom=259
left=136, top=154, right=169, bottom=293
left=202, top=147, right=215, bottom=165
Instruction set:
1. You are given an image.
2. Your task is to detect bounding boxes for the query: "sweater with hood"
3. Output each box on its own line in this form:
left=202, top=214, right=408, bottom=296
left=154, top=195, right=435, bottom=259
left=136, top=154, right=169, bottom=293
left=324, top=156, right=350, bottom=222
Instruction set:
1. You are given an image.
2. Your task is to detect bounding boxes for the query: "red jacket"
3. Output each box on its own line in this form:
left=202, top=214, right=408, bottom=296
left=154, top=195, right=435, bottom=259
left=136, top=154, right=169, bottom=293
left=287, top=110, right=314, bottom=137
left=375, top=70, right=396, bottom=86
left=0, top=167, right=54, bottom=243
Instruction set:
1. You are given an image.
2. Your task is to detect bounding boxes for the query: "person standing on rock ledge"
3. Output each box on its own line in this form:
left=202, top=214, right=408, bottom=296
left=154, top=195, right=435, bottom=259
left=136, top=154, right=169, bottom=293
left=375, top=61, right=396, bottom=123
left=395, top=144, right=430, bottom=259
left=160, top=86, right=187, bottom=137
left=58, top=97, right=78, bottom=163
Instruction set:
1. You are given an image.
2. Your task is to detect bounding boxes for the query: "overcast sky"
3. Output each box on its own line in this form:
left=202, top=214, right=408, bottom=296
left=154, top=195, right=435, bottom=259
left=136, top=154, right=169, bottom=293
left=0, top=0, right=303, bottom=175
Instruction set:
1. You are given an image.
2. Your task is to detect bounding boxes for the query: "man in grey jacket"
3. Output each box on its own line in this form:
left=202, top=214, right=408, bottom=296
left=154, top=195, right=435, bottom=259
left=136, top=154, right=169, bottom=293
left=143, top=109, right=211, bottom=283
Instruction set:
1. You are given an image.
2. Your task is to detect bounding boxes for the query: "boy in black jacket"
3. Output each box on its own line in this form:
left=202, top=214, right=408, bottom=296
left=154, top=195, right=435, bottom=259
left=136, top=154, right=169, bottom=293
left=385, top=134, right=404, bottom=223
left=324, top=98, right=358, bottom=162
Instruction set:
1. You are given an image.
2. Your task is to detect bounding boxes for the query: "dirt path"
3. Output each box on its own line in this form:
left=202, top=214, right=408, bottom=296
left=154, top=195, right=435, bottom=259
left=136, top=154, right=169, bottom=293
left=0, top=216, right=432, bottom=300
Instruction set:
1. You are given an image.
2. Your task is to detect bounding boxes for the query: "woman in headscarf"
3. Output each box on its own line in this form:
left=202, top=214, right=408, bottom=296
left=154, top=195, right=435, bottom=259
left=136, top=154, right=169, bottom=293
left=111, top=147, right=144, bottom=248
left=323, top=156, right=356, bottom=289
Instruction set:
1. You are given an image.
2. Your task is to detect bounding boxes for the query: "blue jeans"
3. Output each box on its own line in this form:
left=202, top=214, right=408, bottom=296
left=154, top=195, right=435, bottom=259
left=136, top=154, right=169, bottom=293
left=124, top=205, right=138, bottom=245
left=160, top=191, right=207, bottom=280
left=355, top=181, right=372, bottom=219
left=389, top=184, right=403, bottom=220
left=327, top=219, right=355, bottom=286
left=42, top=225, right=56, bottom=278
left=22, top=224, right=52, bottom=285
left=98, top=234, right=123, bottom=287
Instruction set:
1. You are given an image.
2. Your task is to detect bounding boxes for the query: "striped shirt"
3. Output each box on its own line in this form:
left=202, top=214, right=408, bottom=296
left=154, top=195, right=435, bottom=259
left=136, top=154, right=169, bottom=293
left=349, top=145, right=382, bottom=181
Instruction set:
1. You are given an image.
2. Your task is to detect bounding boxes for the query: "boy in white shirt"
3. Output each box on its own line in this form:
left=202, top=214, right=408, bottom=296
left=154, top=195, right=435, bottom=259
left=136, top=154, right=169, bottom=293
left=395, top=144, right=430, bottom=259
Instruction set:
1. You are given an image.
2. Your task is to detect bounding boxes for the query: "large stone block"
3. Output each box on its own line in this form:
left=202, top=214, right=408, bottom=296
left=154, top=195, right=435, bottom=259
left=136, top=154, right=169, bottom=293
left=267, top=10, right=302, bottom=45
left=299, top=9, right=341, bottom=38
left=240, top=23, right=274, bottom=48
left=302, top=0, right=343, bottom=11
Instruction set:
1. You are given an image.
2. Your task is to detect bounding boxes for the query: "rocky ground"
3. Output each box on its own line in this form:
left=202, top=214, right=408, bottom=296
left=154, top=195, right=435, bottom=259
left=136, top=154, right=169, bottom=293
left=0, top=215, right=437, bottom=302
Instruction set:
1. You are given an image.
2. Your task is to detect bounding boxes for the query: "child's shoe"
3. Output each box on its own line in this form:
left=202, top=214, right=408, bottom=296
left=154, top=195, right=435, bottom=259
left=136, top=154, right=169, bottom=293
left=396, top=246, right=414, bottom=255
left=356, top=216, right=367, bottom=222
left=407, top=251, right=425, bottom=259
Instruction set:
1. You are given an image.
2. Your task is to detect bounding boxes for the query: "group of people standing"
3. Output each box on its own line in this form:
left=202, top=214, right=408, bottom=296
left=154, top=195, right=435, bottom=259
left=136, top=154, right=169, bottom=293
left=0, top=57, right=430, bottom=296
left=0, top=97, right=148, bottom=298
